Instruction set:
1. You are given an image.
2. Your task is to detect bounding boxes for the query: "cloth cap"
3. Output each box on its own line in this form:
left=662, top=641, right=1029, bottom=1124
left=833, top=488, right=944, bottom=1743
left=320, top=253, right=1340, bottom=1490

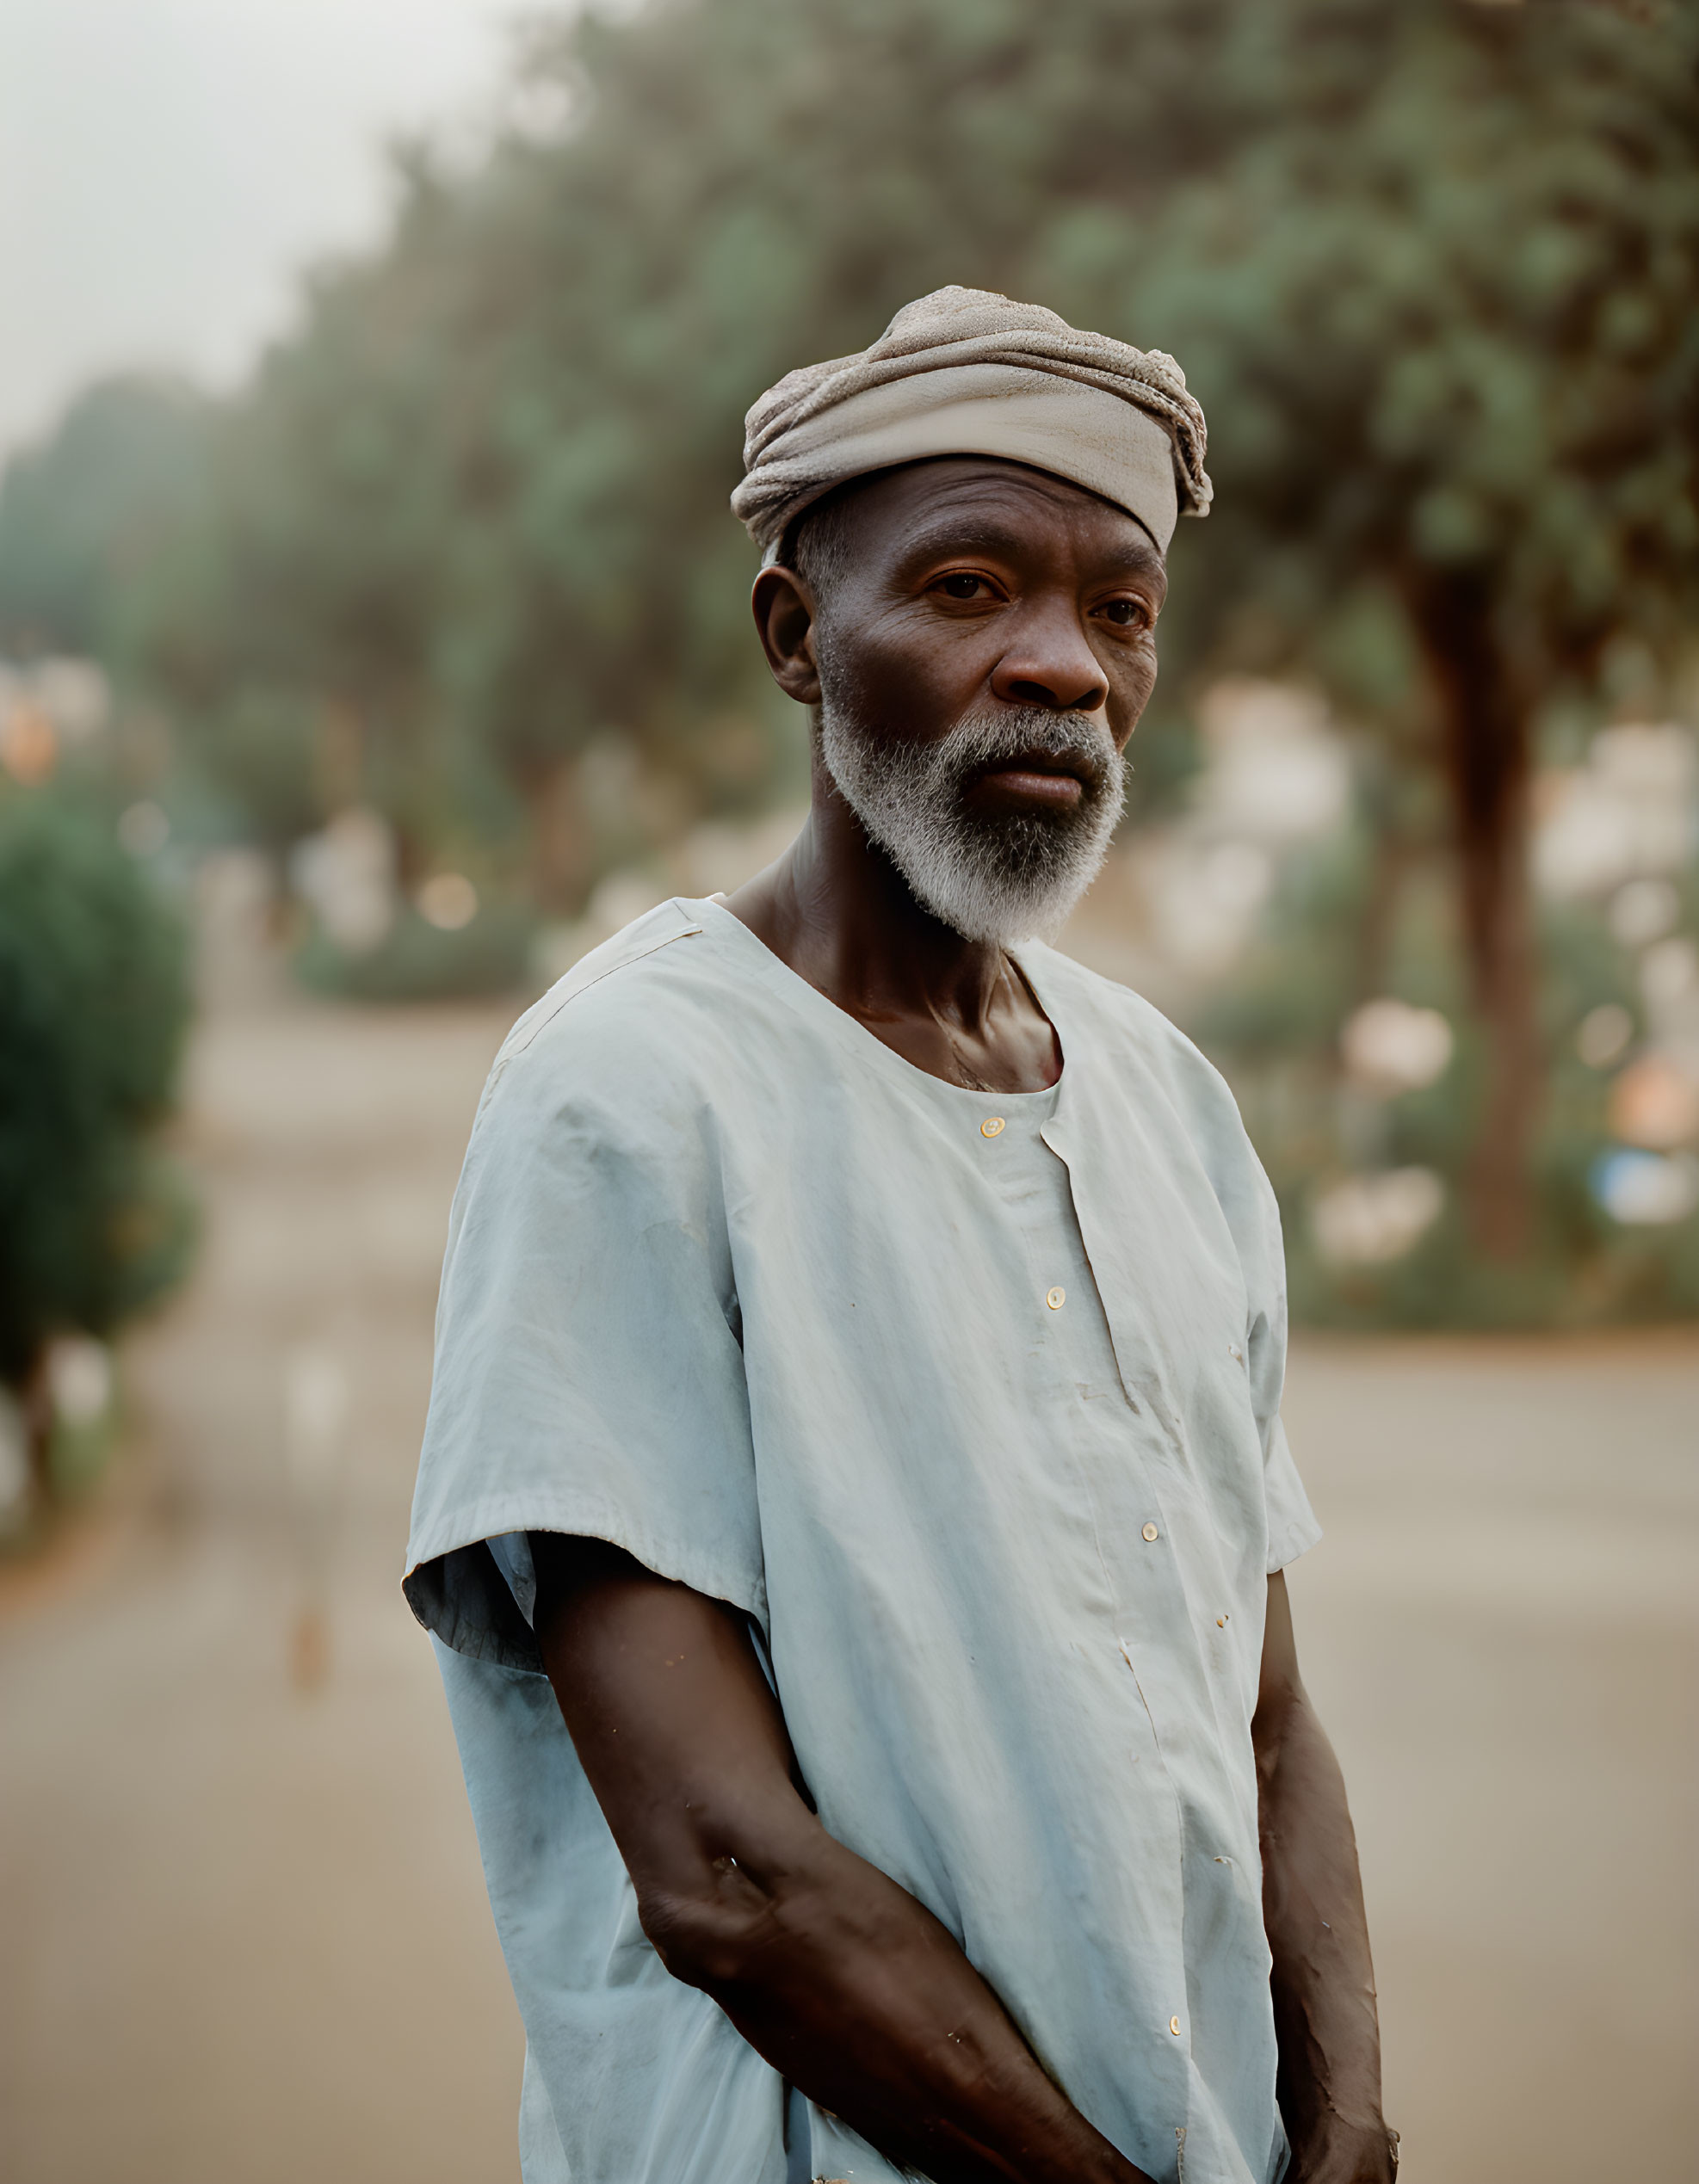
left=731, top=286, right=1210, bottom=562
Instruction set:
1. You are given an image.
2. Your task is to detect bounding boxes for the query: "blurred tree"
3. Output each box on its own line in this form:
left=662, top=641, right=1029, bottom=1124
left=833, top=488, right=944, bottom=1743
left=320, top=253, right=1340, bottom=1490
left=0, top=794, right=195, bottom=1502
left=1198, top=811, right=1699, bottom=1330
left=124, top=1, right=1257, bottom=887
left=1127, top=0, right=1699, bottom=1254
left=34, top=0, right=1696, bottom=1256
left=0, top=375, right=213, bottom=658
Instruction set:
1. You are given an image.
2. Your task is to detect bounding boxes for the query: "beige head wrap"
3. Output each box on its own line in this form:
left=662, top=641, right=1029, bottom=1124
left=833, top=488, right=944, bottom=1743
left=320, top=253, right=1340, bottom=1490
left=732, top=286, right=1210, bottom=562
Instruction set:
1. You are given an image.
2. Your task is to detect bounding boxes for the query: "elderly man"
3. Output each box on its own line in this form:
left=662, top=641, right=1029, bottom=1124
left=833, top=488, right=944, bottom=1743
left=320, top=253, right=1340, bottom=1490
left=406, top=288, right=1396, bottom=2184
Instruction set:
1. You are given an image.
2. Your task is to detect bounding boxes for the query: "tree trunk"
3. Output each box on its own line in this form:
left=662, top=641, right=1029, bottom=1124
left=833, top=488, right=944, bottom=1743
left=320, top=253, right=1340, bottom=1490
left=21, top=1348, right=55, bottom=1515
left=1406, top=569, right=1540, bottom=1260
left=528, top=753, right=591, bottom=915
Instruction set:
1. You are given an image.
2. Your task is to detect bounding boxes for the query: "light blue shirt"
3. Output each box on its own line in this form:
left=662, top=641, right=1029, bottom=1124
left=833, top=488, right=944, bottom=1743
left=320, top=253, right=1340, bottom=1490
left=405, top=898, right=1320, bottom=2184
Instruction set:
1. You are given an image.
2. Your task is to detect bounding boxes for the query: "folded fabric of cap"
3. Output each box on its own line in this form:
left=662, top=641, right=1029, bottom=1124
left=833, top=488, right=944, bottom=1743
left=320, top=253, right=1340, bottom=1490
left=731, top=285, right=1211, bottom=561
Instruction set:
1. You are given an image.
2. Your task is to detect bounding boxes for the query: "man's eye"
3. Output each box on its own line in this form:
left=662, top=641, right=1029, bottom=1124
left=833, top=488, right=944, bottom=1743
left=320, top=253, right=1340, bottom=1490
left=936, top=572, right=991, bottom=600
left=1099, top=599, right=1149, bottom=627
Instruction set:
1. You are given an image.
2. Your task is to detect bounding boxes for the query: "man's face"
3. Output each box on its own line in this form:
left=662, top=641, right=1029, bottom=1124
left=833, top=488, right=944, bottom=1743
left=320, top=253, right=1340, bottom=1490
left=788, top=457, right=1167, bottom=942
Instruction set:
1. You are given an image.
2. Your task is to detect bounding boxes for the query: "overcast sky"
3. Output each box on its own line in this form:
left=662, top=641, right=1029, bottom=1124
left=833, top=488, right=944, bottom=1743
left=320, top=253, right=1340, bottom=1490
left=0, top=0, right=521, bottom=459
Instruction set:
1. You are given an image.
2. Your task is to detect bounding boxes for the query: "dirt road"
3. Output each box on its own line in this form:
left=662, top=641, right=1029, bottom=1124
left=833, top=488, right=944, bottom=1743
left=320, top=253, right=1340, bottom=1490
left=2, top=995, right=1694, bottom=2183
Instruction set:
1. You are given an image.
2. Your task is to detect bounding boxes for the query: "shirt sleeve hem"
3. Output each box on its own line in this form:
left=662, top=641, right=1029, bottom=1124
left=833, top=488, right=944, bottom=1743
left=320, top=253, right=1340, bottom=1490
left=403, top=1496, right=769, bottom=1671
left=1266, top=1513, right=1324, bottom=1575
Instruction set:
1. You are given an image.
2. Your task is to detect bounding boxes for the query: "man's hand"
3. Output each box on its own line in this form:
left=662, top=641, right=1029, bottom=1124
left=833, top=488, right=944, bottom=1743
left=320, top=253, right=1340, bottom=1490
left=530, top=1532, right=1155, bottom=2184
left=1255, top=1572, right=1397, bottom=2184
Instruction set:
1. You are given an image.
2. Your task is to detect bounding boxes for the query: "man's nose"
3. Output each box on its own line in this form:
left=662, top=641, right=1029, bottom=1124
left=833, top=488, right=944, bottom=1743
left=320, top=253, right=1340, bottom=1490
left=989, top=608, right=1109, bottom=715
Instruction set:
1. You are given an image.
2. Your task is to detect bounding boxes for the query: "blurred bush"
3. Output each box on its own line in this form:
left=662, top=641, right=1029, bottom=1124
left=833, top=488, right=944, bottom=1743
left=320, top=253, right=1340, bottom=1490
left=293, top=900, right=536, bottom=1003
left=0, top=793, right=195, bottom=1515
left=1197, top=784, right=1699, bottom=1327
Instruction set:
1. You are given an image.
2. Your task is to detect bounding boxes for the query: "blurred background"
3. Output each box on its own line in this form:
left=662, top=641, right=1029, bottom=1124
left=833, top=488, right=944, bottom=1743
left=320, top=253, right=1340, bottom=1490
left=1, top=2, right=1695, bottom=2179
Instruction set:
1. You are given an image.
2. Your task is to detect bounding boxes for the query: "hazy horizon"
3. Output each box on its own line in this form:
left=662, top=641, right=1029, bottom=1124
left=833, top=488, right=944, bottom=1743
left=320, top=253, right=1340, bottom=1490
left=0, top=0, right=519, bottom=460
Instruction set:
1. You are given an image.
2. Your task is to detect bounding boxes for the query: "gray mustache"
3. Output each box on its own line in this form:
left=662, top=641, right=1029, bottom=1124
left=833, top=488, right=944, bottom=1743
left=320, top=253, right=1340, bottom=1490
left=942, top=706, right=1120, bottom=800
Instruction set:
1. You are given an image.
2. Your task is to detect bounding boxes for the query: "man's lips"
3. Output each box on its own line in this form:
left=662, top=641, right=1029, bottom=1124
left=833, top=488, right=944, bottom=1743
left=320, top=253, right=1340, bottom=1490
left=966, top=750, right=1092, bottom=809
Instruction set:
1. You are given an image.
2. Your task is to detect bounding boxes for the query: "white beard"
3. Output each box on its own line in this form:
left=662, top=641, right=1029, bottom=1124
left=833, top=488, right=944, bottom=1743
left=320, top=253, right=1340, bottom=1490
left=819, top=692, right=1125, bottom=946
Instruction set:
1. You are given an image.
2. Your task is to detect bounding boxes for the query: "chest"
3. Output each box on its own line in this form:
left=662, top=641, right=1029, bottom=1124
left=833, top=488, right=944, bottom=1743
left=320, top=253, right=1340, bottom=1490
left=723, top=1065, right=1265, bottom=1576
left=731, top=1058, right=1246, bottom=1394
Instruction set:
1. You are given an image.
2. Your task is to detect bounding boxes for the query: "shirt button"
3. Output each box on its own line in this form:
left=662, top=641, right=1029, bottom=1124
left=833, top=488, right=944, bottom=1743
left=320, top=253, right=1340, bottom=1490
left=1142, top=1521, right=1159, bottom=1542
left=980, top=1116, right=1005, bottom=1138
left=1045, top=1286, right=1066, bottom=1310
left=1169, top=2015, right=1181, bottom=2036
left=1228, top=1342, right=1244, bottom=1363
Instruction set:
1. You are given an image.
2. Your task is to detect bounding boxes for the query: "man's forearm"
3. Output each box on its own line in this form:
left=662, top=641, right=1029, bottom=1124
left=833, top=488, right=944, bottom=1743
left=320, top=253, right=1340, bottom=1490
left=532, top=1533, right=1152, bottom=2184
left=651, top=1805, right=1152, bottom=2184
left=1255, top=1581, right=1393, bottom=2183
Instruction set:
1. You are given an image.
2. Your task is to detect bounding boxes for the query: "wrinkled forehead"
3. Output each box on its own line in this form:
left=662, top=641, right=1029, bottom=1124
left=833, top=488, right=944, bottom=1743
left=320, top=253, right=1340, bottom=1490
left=831, top=455, right=1167, bottom=572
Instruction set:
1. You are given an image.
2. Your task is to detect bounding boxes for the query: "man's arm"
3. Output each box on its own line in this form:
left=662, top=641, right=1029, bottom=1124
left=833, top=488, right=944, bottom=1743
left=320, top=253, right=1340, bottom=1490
left=1254, top=1570, right=1398, bottom=2184
left=529, top=1532, right=1155, bottom=2184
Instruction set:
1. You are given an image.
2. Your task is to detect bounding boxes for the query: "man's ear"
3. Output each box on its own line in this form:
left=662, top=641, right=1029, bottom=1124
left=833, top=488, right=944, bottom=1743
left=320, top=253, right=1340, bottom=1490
left=751, top=566, right=823, bottom=706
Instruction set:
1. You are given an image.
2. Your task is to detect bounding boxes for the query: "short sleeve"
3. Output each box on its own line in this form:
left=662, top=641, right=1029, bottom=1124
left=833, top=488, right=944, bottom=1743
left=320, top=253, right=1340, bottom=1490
left=1258, top=1409, right=1320, bottom=1574
left=403, top=990, right=761, bottom=1672
left=1240, top=1165, right=1322, bottom=1574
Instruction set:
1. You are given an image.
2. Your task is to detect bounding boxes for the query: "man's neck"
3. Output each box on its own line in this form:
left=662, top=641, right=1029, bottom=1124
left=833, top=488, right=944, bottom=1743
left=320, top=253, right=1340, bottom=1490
left=723, top=759, right=1063, bottom=1095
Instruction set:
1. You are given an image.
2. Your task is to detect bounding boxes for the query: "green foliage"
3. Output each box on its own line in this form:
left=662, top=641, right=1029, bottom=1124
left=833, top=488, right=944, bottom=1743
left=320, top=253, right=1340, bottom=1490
left=1197, top=805, right=1699, bottom=1329
left=0, top=10, right=1656, bottom=817
left=0, top=376, right=214, bottom=659
left=293, top=901, right=537, bottom=1003
left=188, top=688, right=335, bottom=855
left=109, top=0, right=1694, bottom=904
left=0, top=793, right=195, bottom=1385
left=2, top=0, right=1694, bottom=1304
left=1132, top=0, right=1699, bottom=694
